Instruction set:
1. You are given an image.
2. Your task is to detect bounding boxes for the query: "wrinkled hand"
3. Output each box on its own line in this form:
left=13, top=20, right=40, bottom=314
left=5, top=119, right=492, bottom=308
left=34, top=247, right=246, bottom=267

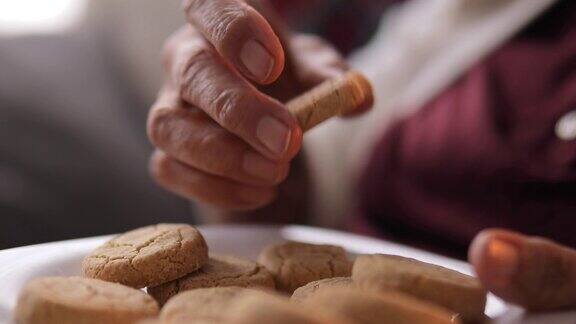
left=469, top=229, right=576, bottom=311
left=147, top=0, right=348, bottom=210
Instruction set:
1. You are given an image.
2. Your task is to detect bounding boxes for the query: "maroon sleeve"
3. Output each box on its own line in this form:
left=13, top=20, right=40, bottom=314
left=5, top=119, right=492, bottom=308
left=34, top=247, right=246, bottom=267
left=356, top=1, right=576, bottom=258
left=267, top=0, right=398, bottom=54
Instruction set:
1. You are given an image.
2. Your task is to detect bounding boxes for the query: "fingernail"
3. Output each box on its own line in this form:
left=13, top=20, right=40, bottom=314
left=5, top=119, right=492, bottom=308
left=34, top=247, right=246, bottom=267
left=257, top=116, right=291, bottom=155
left=240, top=39, right=274, bottom=81
left=243, top=152, right=278, bottom=181
left=486, top=239, right=519, bottom=285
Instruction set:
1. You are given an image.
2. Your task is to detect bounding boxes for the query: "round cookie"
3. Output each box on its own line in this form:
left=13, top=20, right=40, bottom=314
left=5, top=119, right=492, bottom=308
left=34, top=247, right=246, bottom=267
left=83, top=223, right=208, bottom=288
left=15, top=276, right=159, bottom=324
left=258, top=241, right=352, bottom=293
left=291, top=277, right=352, bottom=302
left=160, top=287, right=247, bottom=323
left=301, top=286, right=458, bottom=324
left=227, top=289, right=349, bottom=324
left=352, top=254, right=486, bottom=322
left=148, top=254, right=275, bottom=305
left=137, top=320, right=215, bottom=324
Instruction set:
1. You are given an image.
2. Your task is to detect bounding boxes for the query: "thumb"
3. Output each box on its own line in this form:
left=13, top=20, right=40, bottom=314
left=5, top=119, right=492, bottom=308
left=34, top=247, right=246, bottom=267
left=469, top=229, right=576, bottom=311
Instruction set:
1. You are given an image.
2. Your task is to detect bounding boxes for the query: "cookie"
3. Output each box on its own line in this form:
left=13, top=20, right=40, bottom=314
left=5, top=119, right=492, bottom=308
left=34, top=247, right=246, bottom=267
left=159, top=287, right=247, bottom=323
left=258, top=241, right=352, bottom=293
left=148, top=255, right=275, bottom=305
left=301, top=286, right=458, bottom=324
left=15, top=276, right=159, bottom=324
left=227, top=289, right=350, bottom=324
left=83, top=223, right=208, bottom=288
left=291, top=277, right=352, bottom=302
left=136, top=320, right=217, bottom=324
left=352, top=254, right=486, bottom=322
left=137, top=320, right=219, bottom=324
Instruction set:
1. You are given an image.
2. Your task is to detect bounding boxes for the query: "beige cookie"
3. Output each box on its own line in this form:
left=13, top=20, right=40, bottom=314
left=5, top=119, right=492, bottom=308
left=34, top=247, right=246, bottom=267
left=148, top=254, right=275, bottom=305
left=291, top=277, right=352, bottom=302
left=258, top=241, right=352, bottom=293
left=159, top=287, right=248, bottom=323
left=137, top=320, right=219, bottom=324
left=302, top=286, right=458, bottom=324
left=137, top=320, right=217, bottom=324
left=352, top=254, right=486, bottom=322
left=83, top=223, right=208, bottom=288
left=227, top=289, right=350, bottom=324
left=15, top=276, right=159, bottom=324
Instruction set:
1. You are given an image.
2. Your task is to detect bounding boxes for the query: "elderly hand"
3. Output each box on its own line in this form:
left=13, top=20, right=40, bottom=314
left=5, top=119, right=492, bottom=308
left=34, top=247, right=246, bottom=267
left=469, top=229, right=576, bottom=311
left=147, top=0, right=349, bottom=210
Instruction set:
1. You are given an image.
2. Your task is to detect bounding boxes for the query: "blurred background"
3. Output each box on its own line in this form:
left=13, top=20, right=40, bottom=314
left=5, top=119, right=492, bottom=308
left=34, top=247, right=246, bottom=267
left=0, top=0, right=387, bottom=248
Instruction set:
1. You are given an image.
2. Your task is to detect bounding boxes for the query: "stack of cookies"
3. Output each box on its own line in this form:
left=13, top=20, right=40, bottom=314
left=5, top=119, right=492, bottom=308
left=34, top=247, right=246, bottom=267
left=14, top=223, right=488, bottom=324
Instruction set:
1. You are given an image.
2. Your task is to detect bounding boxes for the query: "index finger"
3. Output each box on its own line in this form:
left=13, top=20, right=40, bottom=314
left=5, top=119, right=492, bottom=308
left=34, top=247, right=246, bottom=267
left=183, top=0, right=284, bottom=84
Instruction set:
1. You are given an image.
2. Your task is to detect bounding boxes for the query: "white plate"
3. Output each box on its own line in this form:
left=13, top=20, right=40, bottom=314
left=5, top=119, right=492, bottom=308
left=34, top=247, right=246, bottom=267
left=0, top=225, right=574, bottom=324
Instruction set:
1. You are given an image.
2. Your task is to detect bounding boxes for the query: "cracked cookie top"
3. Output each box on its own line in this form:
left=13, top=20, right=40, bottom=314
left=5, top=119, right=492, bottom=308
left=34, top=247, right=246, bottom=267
left=148, top=254, right=275, bottom=305
left=257, top=241, right=352, bottom=293
left=15, top=276, right=159, bottom=324
left=82, top=223, right=208, bottom=288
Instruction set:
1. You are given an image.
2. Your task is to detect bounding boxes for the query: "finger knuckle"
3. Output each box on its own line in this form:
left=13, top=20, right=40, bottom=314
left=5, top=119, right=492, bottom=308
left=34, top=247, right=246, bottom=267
left=181, top=0, right=195, bottom=13
left=147, top=107, right=175, bottom=148
left=178, top=47, right=213, bottom=97
left=196, top=130, right=240, bottom=174
left=196, top=128, right=227, bottom=151
left=212, top=88, right=250, bottom=131
left=181, top=0, right=253, bottom=52
left=149, top=152, right=171, bottom=183
left=211, top=5, right=251, bottom=47
left=161, top=35, right=181, bottom=72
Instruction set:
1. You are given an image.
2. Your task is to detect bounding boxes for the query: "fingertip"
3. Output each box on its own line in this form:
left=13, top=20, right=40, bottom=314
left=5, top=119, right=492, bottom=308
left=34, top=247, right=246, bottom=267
left=255, top=100, right=302, bottom=161
left=468, top=230, right=491, bottom=268
left=470, top=229, right=521, bottom=287
left=237, top=18, right=285, bottom=85
left=276, top=162, right=291, bottom=184
left=149, top=150, right=169, bottom=181
left=469, top=229, right=525, bottom=263
left=226, top=6, right=284, bottom=84
left=285, top=122, right=303, bottom=160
